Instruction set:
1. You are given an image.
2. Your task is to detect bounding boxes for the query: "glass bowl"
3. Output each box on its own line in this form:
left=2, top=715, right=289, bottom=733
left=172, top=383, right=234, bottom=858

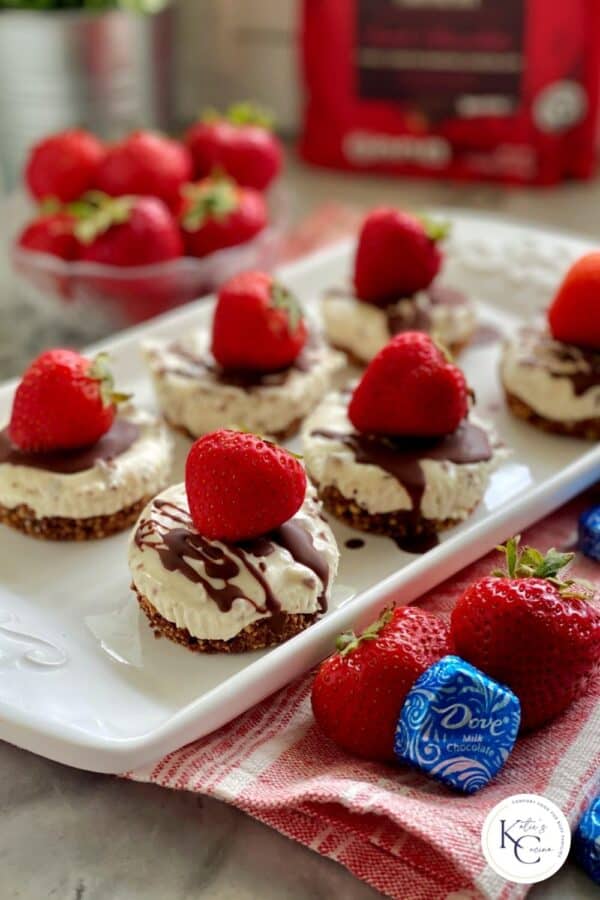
left=2, top=185, right=288, bottom=339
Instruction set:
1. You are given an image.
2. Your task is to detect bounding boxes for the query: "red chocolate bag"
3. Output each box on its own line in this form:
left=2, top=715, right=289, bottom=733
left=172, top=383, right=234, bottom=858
left=300, top=0, right=600, bottom=184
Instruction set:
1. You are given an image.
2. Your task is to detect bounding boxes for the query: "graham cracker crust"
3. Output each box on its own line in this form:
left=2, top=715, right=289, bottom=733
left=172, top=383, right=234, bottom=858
left=135, top=588, right=318, bottom=653
left=164, top=414, right=304, bottom=443
left=504, top=389, right=600, bottom=441
left=317, top=483, right=470, bottom=538
left=0, top=495, right=153, bottom=541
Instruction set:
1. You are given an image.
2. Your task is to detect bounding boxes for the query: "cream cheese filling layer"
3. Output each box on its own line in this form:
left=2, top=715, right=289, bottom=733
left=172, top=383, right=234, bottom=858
left=500, top=326, right=600, bottom=423
left=322, top=287, right=476, bottom=364
left=0, top=406, right=172, bottom=519
left=142, top=330, right=346, bottom=438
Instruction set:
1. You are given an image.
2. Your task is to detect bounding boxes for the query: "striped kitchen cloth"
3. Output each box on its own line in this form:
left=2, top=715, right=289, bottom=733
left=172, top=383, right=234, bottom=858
left=128, top=490, right=600, bottom=900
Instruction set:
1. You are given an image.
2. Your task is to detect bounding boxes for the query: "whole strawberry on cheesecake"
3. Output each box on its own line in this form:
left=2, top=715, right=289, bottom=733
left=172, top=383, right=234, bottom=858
left=143, top=270, right=345, bottom=440
left=302, top=332, right=504, bottom=545
left=0, top=349, right=172, bottom=540
left=128, top=430, right=339, bottom=652
left=322, top=208, right=476, bottom=365
left=500, top=251, right=600, bottom=440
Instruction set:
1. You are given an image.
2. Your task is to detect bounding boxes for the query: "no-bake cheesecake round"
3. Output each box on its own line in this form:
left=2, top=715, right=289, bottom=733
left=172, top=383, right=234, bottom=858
left=0, top=350, right=172, bottom=540
left=128, top=430, right=340, bottom=652
left=302, top=333, right=504, bottom=546
left=500, top=253, right=600, bottom=441
left=143, top=271, right=345, bottom=440
left=322, top=208, right=476, bottom=365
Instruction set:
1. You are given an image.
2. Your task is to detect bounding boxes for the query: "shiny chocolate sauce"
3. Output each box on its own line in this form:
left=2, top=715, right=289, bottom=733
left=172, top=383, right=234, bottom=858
left=135, top=499, right=330, bottom=614
left=345, top=538, right=365, bottom=549
left=312, top=420, right=492, bottom=534
left=0, top=419, right=140, bottom=474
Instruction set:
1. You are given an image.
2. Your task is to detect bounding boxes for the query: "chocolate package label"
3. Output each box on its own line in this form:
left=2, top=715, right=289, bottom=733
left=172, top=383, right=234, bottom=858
left=301, top=0, right=600, bottom=183
left=357, top=0, right=525, bottom=120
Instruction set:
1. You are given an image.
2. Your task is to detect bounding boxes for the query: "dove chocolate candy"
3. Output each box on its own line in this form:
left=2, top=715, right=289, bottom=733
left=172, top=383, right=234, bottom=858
left=574, top=795, right=600, bottom=885
left=579, top=506, right=600, bottom=562
left=394, top=655, right=521, bottom=794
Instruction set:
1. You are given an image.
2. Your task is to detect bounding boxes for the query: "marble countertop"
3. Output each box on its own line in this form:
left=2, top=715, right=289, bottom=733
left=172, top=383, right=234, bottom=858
left=1, top=155, right=599, bottom=899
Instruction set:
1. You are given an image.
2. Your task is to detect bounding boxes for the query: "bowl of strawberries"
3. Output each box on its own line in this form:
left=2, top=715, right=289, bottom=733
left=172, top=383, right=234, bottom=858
left=8, top=104, right=287, bottom=331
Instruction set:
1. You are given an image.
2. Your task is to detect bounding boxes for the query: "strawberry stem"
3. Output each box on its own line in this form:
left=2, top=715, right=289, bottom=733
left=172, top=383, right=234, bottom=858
left=335, top=607, right=393, bottom=656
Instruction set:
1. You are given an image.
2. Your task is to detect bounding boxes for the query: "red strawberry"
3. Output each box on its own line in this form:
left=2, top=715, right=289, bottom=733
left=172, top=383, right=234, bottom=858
left=185, top=103, right=283, bottom=190
left=24, top=129, right=105, bottom=204
left=212, top=271, right=307, bottom=372
left=9, top=349, right=127, bottom=452
left=450, top=537, right=600, bottom=732
left=548, top=252, right=600, bottom=350
left=177, top=175, right=267, bottom=258
left=185, top=430, right=307, bottom=541
left=184, top=120, right=236, bottom=179
left=16, top=211, right=79, bottom=261
left=76, top=193, right=183, bottom=266
left=311, top=606, right=453, bottom=761
left=349, top=332, right=469, bottom=436
left=95, top=130, right=193, bottom=210
left=354, top=209, right=448, bottom=305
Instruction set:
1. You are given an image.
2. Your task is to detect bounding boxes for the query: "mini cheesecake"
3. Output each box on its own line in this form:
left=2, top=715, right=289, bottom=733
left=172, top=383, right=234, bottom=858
left=322, top=283, right=476, bottom=366
left=143, top=330, right=345, bottom=441
left=501, top=324, right=600, bottom=441
left=302, top=389, right=503, bottom=546
left=0, top=405, right=173, bottom=540
left=128, top=482, right=339, bottom=652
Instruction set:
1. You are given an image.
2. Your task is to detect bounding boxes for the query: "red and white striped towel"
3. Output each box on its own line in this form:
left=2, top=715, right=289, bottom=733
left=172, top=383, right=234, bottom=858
left=128, top=491, right=600, bottom=900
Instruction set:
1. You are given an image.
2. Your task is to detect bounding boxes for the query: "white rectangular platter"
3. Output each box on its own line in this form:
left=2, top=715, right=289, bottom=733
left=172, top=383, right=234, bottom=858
left=0, top=211, right=598, bottom=774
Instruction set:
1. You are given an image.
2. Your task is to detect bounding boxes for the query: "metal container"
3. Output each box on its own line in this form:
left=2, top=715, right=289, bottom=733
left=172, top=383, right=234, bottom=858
left=0, top=5, right=174, bottom=189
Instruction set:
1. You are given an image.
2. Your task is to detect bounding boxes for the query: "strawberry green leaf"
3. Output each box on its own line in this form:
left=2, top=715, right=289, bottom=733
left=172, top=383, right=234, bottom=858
left=227, top=101, right=274, bottom=130
left=271, top=282, right=303, bottom=333
left=72, top=193, right=133, bottom=245
left=180, top=177, right=238, bottom=231
left=88, top=353, right=131, bottom=407
left=415, top=213, right=451, bottom=242
left=335, top=607, right=393, bottom=656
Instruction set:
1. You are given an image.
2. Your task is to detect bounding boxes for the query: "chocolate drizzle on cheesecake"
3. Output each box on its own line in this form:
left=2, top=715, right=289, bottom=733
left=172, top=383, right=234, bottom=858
left=0, top=418, right=140, bottom=474
left=134, top=497, right=331, bottom=614
left=311, top=420, right=492, bottom=522
left=154, top=332, right=320, bottom=389
left=386, top=285, right=469, bottom=337
left=515, top=328, right=600, bottom=397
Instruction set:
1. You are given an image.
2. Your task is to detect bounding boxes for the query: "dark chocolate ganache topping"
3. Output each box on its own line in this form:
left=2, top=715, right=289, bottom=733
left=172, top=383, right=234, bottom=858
left=134, top=498, right=331, bottom=615
left=516, top=328, right=600, bottom=397
left=311, top=420, right=492, bottom=517
left=0, top=418, right=140, bottom=474
left=155, top=331, right=321, bottom=390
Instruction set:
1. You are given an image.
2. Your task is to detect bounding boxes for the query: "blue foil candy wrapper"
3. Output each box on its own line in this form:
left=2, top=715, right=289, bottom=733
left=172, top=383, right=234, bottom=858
left=579, top=506, right=600, bottom=562
left=394, top=655, right=521, bottom=794
left=574, top=795, right=600, bottom=885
